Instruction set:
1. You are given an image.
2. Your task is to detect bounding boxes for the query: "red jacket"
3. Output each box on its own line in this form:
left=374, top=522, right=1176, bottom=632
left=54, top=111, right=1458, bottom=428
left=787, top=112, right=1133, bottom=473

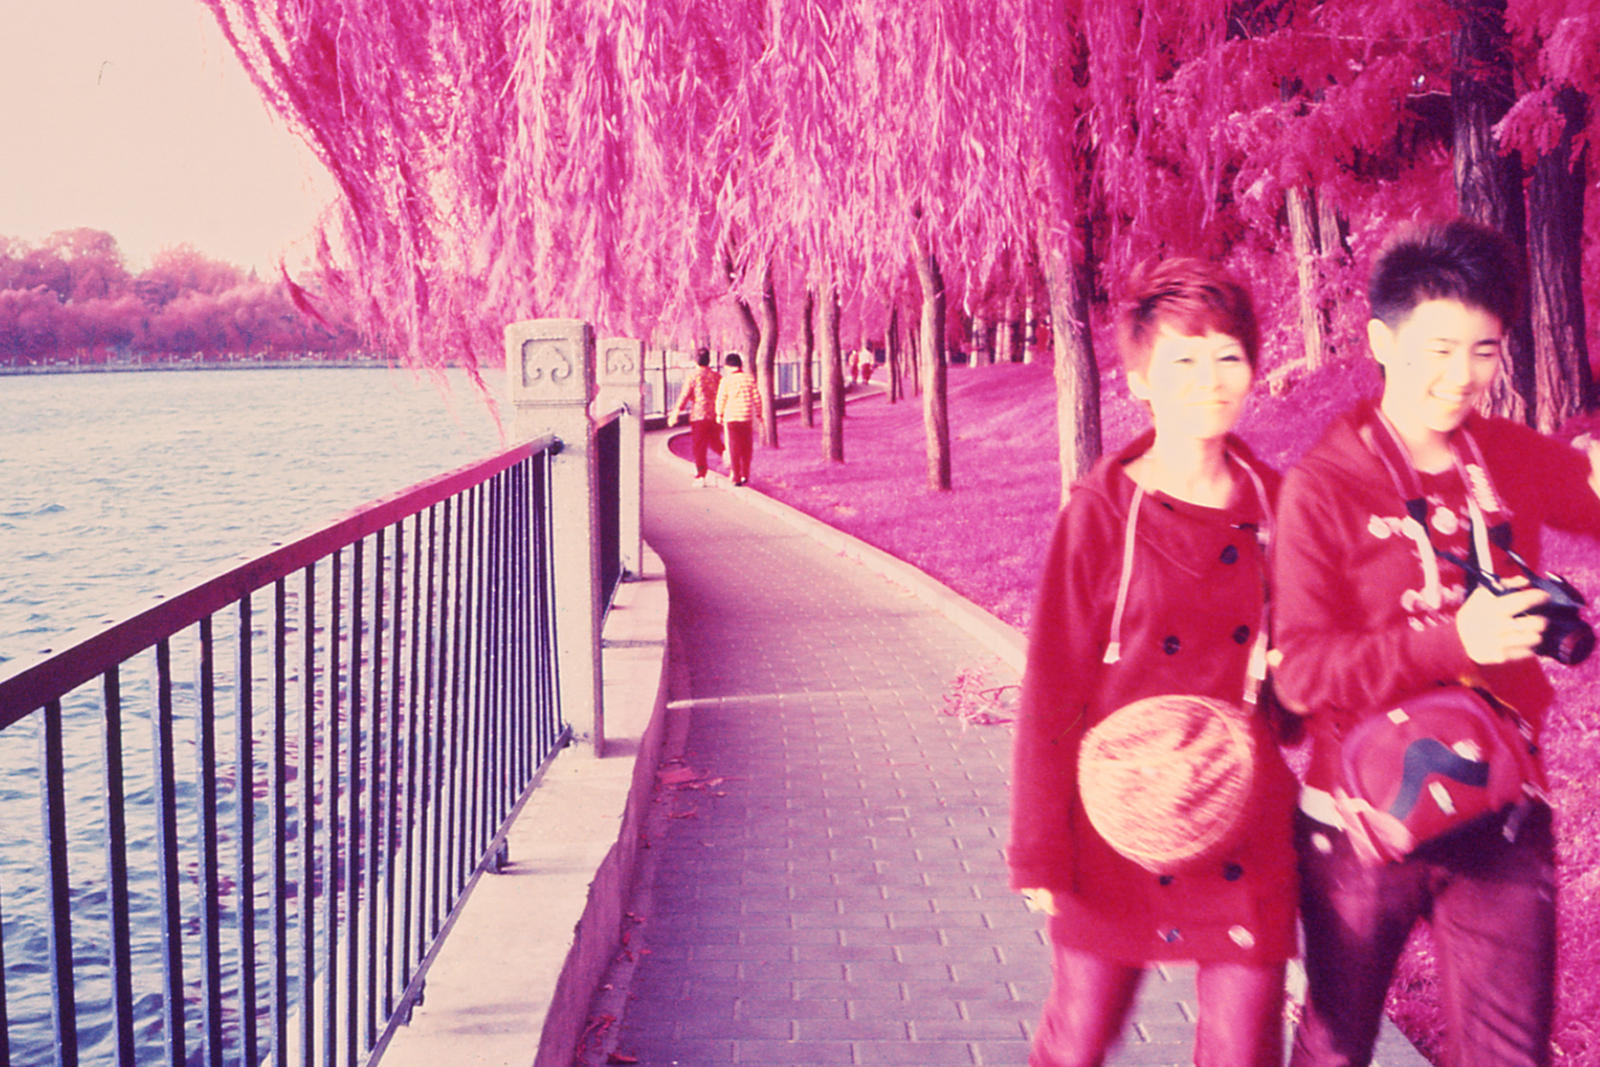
left=1008, top=431, right=1299, bottom=965
left=1273, top=400, right=1600, bottom=796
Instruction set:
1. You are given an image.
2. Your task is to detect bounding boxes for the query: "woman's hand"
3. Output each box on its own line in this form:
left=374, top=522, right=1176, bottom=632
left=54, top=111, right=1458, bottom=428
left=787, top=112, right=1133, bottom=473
left=1019, top=888, right=1060, bottom=916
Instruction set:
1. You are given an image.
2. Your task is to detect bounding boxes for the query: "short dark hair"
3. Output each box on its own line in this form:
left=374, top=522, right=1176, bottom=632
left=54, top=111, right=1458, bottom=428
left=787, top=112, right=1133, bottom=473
left=1116, top=257, right=1260, bottom=375
left=724, top=353, right=742, bottom=370
left=1368, top=217, right=1523, bottom=330
left=695, top=349, right=711, bottom=366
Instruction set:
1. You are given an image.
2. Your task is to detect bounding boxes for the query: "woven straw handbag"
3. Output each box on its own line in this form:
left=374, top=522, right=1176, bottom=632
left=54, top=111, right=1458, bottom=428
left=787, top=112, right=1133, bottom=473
left=1078, top=694, right=1258, bottom=874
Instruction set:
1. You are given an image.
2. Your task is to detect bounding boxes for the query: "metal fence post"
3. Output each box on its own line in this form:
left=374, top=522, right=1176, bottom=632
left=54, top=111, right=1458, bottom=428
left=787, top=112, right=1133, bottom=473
left=598, top=337, right=644, bottom=579
left=504, top=319, right=604, bottom=751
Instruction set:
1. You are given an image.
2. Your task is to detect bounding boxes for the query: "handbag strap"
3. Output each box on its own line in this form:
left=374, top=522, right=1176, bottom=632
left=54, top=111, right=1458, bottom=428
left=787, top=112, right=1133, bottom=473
left=1102, top=451, right=1273, bottom=709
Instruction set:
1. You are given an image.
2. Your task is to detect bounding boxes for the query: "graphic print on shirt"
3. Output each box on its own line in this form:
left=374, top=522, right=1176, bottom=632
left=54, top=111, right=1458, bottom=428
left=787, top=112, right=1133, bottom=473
left=1364, top=461, right=1508, bottom=632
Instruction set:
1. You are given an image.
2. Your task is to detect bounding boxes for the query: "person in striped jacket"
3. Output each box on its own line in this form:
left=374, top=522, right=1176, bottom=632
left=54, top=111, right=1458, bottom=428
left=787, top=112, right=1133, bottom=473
left=715, top=353, right=764, bottom=486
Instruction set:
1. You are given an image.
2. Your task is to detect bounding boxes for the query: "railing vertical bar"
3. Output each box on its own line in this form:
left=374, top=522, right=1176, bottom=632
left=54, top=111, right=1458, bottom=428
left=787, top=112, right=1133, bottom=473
left=430, top=498, right=452, bottom=933
left=489, top=475, right=506, bottom=821
left=504, top=466, right=522, bottom=789
left=457, top=486, right=473, bottom=883
left=322, top=550, right=341, bottom=1067
left=383, top=522, right=405, bottom=1017
left=444, top=491, right=466, bottom=895
left=39, top=699, right=78, bottom=1067
left=196, top=616, right=225, bottom=1067
left=472, top=480, right=488, bottom=870
left=521, top=462, right=535, bottom=774
left=418, top=507, right=438, bottom=955
left=483, top=476, right=502, bottom=844
left=101, top=668, right=137, bottom=1066
left=481, top=477, right=498, bottom=831
left=271, top=578, right=290, bottom=1067
left=297, top=565, right=316, bottom=1067
left=504, top=467, right=522, bottom=790
left=400, top=514, right=424, bottom=987
left=153, top=639, right=187, bottom=1067
left=345, top=539, right=364, bottom=1067
left=364, top=530, right=384, bottom=1050
left=235, top=596, right=260, bottom=1065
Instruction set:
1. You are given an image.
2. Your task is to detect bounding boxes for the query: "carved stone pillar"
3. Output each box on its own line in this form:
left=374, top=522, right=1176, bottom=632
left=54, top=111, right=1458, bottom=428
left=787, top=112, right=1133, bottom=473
left=505, top=319, right=603, bottom=751
left=597, top=336, right=645, bottom=579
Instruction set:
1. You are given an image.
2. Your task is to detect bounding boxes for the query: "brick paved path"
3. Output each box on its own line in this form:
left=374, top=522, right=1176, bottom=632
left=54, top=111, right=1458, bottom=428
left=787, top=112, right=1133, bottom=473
left=580, top=436, right=1427, bottom=1067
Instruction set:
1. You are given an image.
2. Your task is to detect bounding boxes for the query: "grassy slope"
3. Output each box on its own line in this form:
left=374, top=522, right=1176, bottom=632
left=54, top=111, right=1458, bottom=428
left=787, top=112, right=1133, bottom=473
left=677, top=358, right=1600, bottom=1065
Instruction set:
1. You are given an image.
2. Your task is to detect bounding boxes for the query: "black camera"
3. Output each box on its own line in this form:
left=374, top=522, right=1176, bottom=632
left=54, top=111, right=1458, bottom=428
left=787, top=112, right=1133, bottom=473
left=1440, top=539, right=1595, bottom=666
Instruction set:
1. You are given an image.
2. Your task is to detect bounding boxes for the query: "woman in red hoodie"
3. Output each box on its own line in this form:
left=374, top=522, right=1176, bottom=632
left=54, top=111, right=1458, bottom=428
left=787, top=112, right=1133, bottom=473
left=1275, top=220, right=1600, bottom=1067
left=1010, top=258, right=1299, bottom=1067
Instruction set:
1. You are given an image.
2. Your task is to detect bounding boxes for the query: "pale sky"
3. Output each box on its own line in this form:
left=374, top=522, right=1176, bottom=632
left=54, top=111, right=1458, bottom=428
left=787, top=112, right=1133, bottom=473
left=0, top=0, right=335, bottom=274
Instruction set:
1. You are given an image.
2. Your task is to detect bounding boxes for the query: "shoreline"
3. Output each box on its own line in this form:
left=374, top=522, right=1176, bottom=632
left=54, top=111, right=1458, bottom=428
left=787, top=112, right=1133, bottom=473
left=0, top=356, right=391, bottom=376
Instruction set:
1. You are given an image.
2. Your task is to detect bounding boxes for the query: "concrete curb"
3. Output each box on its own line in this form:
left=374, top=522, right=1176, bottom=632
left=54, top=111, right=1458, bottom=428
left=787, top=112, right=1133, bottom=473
left=377, top=546, right=673, bottom=1067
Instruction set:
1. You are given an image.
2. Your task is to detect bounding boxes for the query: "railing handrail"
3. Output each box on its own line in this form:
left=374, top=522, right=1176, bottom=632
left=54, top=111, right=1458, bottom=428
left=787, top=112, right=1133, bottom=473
left=0, top=434, right=557, bottom=729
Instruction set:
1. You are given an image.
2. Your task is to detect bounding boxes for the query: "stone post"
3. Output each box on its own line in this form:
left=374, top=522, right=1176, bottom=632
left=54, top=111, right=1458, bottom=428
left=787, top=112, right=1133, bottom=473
left=597, top=336, right=645, bottom=579
left=505, top=319, right=604, bottom=751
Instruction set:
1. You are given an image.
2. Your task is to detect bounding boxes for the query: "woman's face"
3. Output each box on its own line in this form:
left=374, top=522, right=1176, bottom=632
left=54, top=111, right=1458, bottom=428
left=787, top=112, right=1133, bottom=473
left=1129, top=324, right=1254, bottom=443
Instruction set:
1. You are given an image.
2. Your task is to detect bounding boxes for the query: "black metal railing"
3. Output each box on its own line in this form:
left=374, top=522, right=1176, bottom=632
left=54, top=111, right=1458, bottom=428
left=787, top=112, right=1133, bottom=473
left=0, top=438, right=566, bottom=1067
left=595, top=410, right=623, bottom=617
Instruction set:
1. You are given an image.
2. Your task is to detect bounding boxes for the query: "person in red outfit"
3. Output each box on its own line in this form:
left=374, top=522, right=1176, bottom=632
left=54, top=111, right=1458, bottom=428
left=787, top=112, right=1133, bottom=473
left=1010, top=258, right=1298, bottom=1067
left=1274, top=218, right=1600, bottom=1067
left=670, top=348, right=723, bottom=479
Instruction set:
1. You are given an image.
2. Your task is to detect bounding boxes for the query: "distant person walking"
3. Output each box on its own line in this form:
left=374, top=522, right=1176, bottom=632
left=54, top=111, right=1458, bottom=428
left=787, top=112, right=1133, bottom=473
left=715, top=353, right=763, bottom=486
left=671, top=348, right=723, bottom=480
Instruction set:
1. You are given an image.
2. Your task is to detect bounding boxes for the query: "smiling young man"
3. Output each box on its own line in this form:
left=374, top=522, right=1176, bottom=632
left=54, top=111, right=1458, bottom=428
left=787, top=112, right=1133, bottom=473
left=1272, top=218, right=1600, bottom=1067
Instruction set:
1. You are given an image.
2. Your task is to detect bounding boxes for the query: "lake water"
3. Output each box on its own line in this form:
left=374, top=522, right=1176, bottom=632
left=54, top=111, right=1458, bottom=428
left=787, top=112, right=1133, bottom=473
left=0, top=367, right=505, bottom=1064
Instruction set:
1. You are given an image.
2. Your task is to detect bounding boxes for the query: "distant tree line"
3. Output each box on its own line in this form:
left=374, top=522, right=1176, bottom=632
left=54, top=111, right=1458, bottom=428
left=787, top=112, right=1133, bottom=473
left=0, top=228, right=366, bottom=365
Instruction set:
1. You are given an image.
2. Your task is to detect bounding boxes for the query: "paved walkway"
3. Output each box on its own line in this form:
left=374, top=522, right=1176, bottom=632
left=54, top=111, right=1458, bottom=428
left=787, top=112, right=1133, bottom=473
left=579, top=432, right=1425, bottom=1067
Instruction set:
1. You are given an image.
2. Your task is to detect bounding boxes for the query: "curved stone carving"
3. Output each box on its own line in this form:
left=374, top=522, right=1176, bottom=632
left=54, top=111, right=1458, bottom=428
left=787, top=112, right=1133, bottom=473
left=602, top=344, right=638, bottom=378
left=520, top=338, right=576, bottom=393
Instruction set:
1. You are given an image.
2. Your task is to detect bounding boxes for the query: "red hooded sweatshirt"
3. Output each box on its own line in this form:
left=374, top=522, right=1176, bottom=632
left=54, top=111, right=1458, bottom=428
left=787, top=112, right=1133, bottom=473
left=1009, top=430, right=1299, bottom=965
left=1273, top=399, right=1600, bottom=799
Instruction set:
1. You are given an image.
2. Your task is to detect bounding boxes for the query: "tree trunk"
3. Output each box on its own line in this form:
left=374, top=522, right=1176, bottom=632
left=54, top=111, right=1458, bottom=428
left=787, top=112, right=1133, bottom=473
left=1286, top=186, right=1327, bottom=370
left=801, top=288, right=816, bottom=428
left=887, top=304, right=902, bottom=404
left=1039, top=218, right=1102, bottom=505
left=908, top=315, right=921, bottom=396
left=820, top=285, right=845, bottom=462
left=911, top=239, right=952, bottom=491
left=1451, top=0, right=1534, bottom=423
left=757, top=265, right=779, bottom=445
left=971, top=315, right=994, bottom=366
left=1528, top=85, right=1591, bottom=429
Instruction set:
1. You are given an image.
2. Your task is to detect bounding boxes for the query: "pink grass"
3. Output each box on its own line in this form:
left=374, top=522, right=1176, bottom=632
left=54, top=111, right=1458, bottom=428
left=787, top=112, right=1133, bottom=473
left=670, top=360, right=1600, bottom=1066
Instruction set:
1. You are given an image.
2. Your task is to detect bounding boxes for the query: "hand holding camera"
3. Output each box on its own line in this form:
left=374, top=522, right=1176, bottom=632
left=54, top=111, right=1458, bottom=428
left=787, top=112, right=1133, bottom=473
left=1457, top=584, right=1551, bottom=665
left=1444, top=535, right=1595, bottom=666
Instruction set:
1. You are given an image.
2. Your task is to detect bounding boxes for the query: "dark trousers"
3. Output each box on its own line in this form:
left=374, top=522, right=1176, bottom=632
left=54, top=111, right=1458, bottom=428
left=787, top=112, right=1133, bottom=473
left=1289, top=805, right=1555, bottom=1067
left=689, top=418, right=721, bottom=476
left=726, top=421, right=753, bottom=483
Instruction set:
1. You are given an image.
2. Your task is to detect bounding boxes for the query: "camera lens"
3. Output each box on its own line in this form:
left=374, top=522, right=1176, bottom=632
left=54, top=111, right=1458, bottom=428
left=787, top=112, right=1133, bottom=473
left=1551, top=620, right=1596, bottom=666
